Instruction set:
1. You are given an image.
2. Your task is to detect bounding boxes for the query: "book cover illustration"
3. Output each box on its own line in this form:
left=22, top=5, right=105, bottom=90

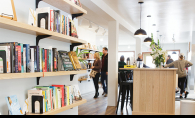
left=0, top=46, right=10, bottom=73
left=5, top=95, right=23, bottom=115
left=68, top=51, right=81, bottom=70
left=17, top=46, right=21, bottom=73
left=15, top=46, right=18, bottom=73
left=0, top=57, right=3, bottom=73
left=58, top=51, right=74, bottom=71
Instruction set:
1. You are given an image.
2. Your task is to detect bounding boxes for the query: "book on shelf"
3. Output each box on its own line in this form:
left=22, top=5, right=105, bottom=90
left=44, top=49, right=47, bottom=72
left=58, top=51, right=74, bottom=71
left=52, top=85, right=65, bottom=107
left=50, top=9, right=54, bottom=31
left=52, top=48, right=58, bottom=72
left=5, top=95, right=23, bottom=115
left=68, top=51, right=81, bottom=70
left=16, top=45, right=22, bottom=73
left=15, top=46, right=19, bottom=73
left=39, top=48, right=42, bottom=72
left=0, top=50, right=7, bottom=73
left=18, top=43, right=24, bottom=73
left=30, top=46, right=40, bottom=72
left=30, top=48, right=34, bottom=73
left=0, top=46, right=10, bottom=73
left=23, top=44, right=30, bottom=73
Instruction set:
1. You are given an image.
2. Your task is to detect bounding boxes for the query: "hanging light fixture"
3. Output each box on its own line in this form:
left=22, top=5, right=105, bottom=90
left=134, top=2, right=147, bottom=37
left=144, top=15, right=152, bottom=42
left=89, top=21, right=92, bottom=29
left=95, top=27, right=99, bottom=33
left=172, top=34, right=177, bottom=54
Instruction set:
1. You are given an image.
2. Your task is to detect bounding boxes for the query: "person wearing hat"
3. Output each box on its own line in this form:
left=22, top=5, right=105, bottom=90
left=137, top=53, right=150, bottom=68
left=166, top=55, right=174, bottom=68
left=164, top=53, right=193, bottom=99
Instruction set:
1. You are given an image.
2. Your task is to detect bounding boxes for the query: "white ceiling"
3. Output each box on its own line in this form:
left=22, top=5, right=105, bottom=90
left=79, top=0, right=194, bottom=45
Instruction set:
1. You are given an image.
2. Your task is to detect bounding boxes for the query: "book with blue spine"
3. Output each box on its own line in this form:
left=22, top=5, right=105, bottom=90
left=42, top=48, right=45, bottom=72
left=23, top=44, right=30, bottom=72
left=39, top=48, right=42, bottom=72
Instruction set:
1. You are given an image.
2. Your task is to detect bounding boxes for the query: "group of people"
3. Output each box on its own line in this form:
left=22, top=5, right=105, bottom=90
left=118, top=52, right=193, bottom=99
left=91, top=47, right=108, bottom=98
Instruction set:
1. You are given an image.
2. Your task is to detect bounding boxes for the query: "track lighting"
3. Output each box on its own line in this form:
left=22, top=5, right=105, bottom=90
left=102, top=30, right=106, bottom=35
left=95, top=27, right=99, bottom=33
left=89, top=21, right=92, bottom=29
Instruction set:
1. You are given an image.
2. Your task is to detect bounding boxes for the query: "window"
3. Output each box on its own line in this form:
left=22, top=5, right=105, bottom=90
left=118, top=51, right=135, bottom=64
left=167, top=50, right=180, bottom=61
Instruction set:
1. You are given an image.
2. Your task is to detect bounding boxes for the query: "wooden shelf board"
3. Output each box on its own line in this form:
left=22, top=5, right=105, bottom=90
left=27, top=99, right=87, bottom=115
left=42, top=0, right=87, bottom=15
left=78, top=78, right=87, bottom=81
left=0, top=70, right=87, bottom=80
left=0, top=17, right=87, bottom=44
left=78, top=48, right=99, bottom=52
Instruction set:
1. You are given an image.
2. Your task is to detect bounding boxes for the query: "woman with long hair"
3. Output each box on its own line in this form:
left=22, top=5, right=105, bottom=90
left=165, top=53, right=193, bottom=98
left=91, top=52, right=102, bottom=98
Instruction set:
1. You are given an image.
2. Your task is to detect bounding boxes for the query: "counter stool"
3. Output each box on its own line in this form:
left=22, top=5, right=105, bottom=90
left=116, top=72, right=133, bottom=113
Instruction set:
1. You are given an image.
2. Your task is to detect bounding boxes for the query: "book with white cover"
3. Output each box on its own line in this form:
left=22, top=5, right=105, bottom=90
left=0, top=46, right=10, bottom=73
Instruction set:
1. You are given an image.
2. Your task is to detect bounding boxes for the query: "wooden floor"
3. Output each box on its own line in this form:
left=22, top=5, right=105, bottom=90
left=78, top=89, right=132, bottom=115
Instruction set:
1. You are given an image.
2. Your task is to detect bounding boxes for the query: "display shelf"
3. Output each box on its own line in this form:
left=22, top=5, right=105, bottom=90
left=27, top=99, right=87, bottom=115
left=0, top=17, right=87, bottom=44
left=78, top=78, right=87, bottom=82
left=0, top=70, right=87, bottom=80
left=78, top=47, right=100, bottom=52
left=41, top=0, right=87, bottom=15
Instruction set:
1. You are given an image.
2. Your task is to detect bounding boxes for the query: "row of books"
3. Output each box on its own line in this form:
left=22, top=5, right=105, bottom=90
left=28, top=85, right=81, bottom=114
left=5, top=85, right=82, bottom=115
left=0, top=42, right=82, bottom=74
left=34, top=7, right=78, bottom=38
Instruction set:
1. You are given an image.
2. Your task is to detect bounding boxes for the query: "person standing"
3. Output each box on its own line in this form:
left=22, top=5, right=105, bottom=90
left=165, top=53, right=193, bottom=98
left=91, top=52, right=102, bottom=98
left=166, top=55, right=174, bottom=68
left=101, top=47, right=108, bottom=97
left=137, top=53, right=150, bottom=68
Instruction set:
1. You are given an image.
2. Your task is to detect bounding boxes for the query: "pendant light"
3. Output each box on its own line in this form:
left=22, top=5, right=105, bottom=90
left=144, top=15, right=152, bottom=42
left=134, top=2, right=147, bottom=37
left=172, top=34, right=177, bottom=54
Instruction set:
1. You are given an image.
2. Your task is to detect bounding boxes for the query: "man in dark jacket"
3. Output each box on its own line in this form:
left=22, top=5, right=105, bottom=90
left=166, top=55, right=174, bottom=68
left=101, top=47, right=108, bottom=97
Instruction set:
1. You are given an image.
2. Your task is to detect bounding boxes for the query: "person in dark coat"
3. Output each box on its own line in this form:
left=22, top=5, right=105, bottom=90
left=101, top=47, right=108, bottom=97
left=166, top=55, right=174, bottom=68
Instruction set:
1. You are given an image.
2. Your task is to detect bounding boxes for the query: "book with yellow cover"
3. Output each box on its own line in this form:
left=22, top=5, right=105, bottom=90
left=68, top=51, right=81, bottom=70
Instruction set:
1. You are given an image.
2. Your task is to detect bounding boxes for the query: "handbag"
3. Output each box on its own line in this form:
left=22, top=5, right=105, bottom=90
left=89, top=70, right=97, bottom=78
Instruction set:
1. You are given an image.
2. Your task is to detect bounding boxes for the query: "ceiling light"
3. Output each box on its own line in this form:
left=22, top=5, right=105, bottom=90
left=134, top=2, right=147, bottom=37
left=144, top=37, right=152, bottom=42
left=89, top=21, right=92, bottom=29
left=100, top=38, right=103, bottom=42
left=95, top=27, right=99, bottom=33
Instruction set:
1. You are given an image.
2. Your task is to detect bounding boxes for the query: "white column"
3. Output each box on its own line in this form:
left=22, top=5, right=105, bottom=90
left=108, top=21, right=119, bottom=106
left=136, top=38, right=142, bottom=59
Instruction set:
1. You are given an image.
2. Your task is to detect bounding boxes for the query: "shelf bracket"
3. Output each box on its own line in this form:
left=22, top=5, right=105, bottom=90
left=36, top=35, right=51, bottom=46
left=36, top=0, right=42, bottom=9
left=37, top=77, right=41, bottom=85
left=72, top=13, right=84, bottom=20
left=70, top=74, right=75, bottom=81
left=70, top=43, right=82, bottom=51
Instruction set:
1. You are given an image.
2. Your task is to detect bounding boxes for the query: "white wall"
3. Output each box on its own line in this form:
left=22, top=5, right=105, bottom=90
left=76, top=27, right=97, bottom=95
left=0, top=0, right=84, bottom=115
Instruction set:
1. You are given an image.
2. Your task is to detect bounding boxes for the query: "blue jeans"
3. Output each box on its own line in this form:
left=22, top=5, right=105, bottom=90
left=101, top=72, right=108, bottom=94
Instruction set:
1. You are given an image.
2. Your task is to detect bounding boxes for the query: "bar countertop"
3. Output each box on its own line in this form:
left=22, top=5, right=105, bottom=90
left=119, top=68, right=178, bottom=71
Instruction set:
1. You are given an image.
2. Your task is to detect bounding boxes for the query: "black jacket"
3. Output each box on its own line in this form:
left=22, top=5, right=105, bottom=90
left=101, top=54, right=108, bottom=72
left=166, top=59, right=174, bottom=68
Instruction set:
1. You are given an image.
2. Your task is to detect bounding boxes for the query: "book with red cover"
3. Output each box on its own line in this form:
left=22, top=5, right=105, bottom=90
left=44, top=49, right=47, bottom=72
left=52, top=85, right=64, bottom=107
left=16, top=46, right=21, bottom=73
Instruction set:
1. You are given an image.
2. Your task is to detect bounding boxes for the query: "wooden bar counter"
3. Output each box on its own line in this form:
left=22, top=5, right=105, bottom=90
left=119, top=68, right=178, bottom=115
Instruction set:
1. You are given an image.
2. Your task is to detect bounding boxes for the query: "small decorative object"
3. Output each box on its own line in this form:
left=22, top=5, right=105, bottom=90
left=0, top=0, right=17, bottom=21
left=84, top=44, right=88, bottom=48
left=28, top=8, right=37, bottom=26
left=150, top=37, right=167, bottom=68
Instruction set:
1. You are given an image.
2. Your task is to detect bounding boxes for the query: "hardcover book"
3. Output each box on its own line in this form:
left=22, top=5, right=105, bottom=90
left=0, top=57, right=3, bottom=73
left=23, top=47, right=26, bottom=73
left=16, top=46, right=21, bottom=73
left=54, top=10, right=60, bottom=33
left=5, top=95, right=23, bottom=115
left=0, top=46, right=10, bottom=73
left=58, top=51, right=74, bottom=71
left=44, top=49, right=47, bottom=72
left=68, top=51, right=81, bottom=70
left=30, top=46, right=40, bottom=72
left=0, top=50, right=7, bottom=73
left=15, top=46, right=18, bottom=73
left=23, top=44, right=30, bottom=73
left=30, top=48, right=34, bottom=73
left=52, top=48, right=58, bottom=72
left=52, top=85, right=64, bottom=107
left=18, top=43, right=24, bottom=73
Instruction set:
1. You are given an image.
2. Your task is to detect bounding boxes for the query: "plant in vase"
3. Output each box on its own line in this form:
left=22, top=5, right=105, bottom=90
left=75, top=47, right=91, bottom=69
left=150, top=38, right=167, bottom=68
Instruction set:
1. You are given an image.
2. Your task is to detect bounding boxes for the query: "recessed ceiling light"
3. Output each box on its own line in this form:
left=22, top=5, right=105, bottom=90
left=153, top=24, right=156, bottom=26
